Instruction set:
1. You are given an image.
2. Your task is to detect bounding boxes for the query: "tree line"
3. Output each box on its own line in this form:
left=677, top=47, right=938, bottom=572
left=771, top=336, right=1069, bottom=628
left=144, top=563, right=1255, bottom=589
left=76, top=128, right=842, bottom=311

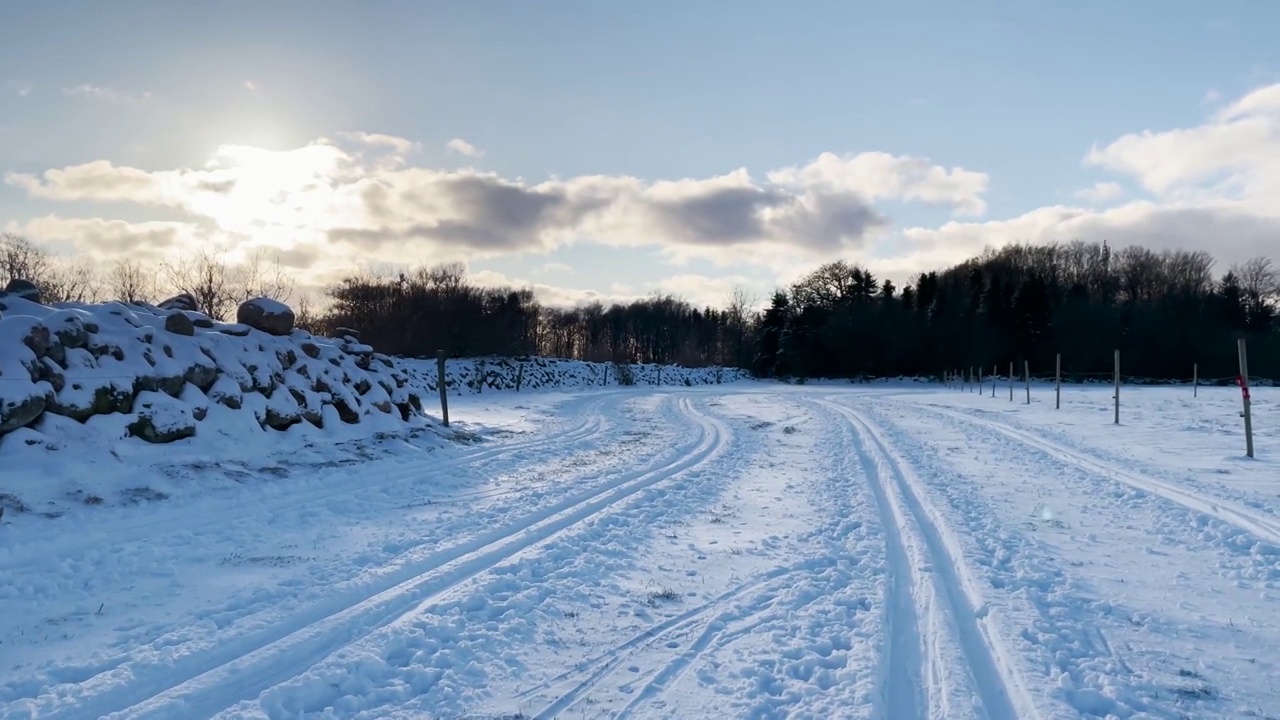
left=3, top=232, right=1276, bottom=380
left=754, top=242, right=1279, bottom=382
left=317, top=262, right=755, bottom=367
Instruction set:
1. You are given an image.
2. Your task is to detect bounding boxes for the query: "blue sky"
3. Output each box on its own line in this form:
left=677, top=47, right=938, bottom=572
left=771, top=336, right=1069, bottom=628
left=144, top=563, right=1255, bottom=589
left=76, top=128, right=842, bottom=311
left=3, top=1, right=1279, bottom=308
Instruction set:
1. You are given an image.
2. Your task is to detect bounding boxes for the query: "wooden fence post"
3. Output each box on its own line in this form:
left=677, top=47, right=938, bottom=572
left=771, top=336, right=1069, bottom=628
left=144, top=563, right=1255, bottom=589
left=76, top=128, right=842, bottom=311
left=436, top=350, right=450, bottom=427
left=1009, top=361, right=1014, bottom=401
left=515, top=361, right=524, bottom=392
left=991, top=365, right=997, bottom=398
left=979, top=366, right=983, bottom=395
left=1024, top=360, right=1030, bottom=404
left=603, top=363, right=610, bottom=386
left=1193, top=363, right=1198, bottom=398
left=1113, top=349, right=1120, bottom=425
left=1055, top=353, right=1061, bottom=410
left=1239, top=338, right=1254, bottom=458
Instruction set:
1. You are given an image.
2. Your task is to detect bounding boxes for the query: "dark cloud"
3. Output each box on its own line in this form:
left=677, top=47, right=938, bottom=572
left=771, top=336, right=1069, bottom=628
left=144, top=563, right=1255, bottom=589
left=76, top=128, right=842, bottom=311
left=646, top=186, right=787, bottom=245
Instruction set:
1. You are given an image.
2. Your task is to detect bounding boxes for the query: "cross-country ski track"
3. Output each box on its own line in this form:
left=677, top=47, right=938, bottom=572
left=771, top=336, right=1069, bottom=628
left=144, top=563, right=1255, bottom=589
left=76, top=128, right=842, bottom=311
left=2, top=384, right=1276, bottom=719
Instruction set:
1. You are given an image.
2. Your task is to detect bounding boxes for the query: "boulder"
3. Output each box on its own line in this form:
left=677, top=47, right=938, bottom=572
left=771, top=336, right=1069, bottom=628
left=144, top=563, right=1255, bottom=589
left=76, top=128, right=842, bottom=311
left=334, top=326, right=360, bottom=341
left=158, top=292, right=199, bottom=313
left=126, top=392, right=196, bottom=443
left=20, top=323, right=53, bottom=359
left=44, top=311, right=91, bottom=348
left=164, top=312, right=196, bottom=337
left=0, top=391, right=49, bottom=433
left=4, top=279, right=40, bottom=304
left=237, top=298, right=295, bottom=336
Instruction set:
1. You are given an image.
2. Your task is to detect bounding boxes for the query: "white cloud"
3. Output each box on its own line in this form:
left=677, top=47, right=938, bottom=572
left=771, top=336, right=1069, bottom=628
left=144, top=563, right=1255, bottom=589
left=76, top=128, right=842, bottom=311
left=7, top=143, right=982, bottom=277
left=244, top=80, right=259, bottom=91
left=766, top=151, right=989, bottom=216
left=14, top=83, right=1280, bottom=296
left=62, top=85, right=152, bottom=102
left=1085, top=84, right=1280, bottom=201
left=337, top=131, right=420, bottom=156
left=4, top=215, right=202, bottom=261
left=537, top=262, right=575, bottom=275
left=446, top=138, right=485, bottom=158
left=1074, top=181, right=1125, bottom=204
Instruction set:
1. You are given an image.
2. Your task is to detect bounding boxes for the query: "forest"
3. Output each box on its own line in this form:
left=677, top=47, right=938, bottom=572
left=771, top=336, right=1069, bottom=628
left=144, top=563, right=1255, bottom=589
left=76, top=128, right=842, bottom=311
left=2, top=232, right=1277, bottom=381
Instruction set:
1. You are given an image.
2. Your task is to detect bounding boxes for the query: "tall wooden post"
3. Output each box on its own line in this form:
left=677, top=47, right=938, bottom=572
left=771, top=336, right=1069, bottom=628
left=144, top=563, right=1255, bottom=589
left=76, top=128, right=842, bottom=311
left=1055, top=353, right=1061, bottom=410
left=1024, top=360, right=1031, bottom=404
left=436, top=350, right=450, bottom=427
left=978, top=366, right=983, bottom=395
left=515, top=361, right=524, bottom=392
left=1193, top=363, right=1198, bottom=398
left=1113, top=350, right=1120, bottom=425
left=991, top=365, right=997, bottom=398
left=603, top=363, right=610, bottom=386
left=1239, top=338, right=1254, bottom=458
left=1009, top=361, right=1014, bottom=401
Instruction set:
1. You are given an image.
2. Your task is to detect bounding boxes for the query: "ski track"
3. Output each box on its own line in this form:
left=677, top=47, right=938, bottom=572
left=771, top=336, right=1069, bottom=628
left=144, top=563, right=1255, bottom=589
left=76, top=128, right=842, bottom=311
left=234, top=392, right=761, bottom=720
left=854, top=397, right=1198, bottom=718
left=18, top=395, right=726, bottom=720
left=0, top=392, right=619, bottom=574
left=0, top=394, right=652, bottom=715
left=817, top=397, right=1037, bottom=720
left=931, top=406, right=1280, bottom=546
left=7, top=385, right=1276, bottom=719
left=533, top=560, right=824, bottom=719
left=509, top=392, right=884, bottom=720
left=0, top=393, right=661, bottom=717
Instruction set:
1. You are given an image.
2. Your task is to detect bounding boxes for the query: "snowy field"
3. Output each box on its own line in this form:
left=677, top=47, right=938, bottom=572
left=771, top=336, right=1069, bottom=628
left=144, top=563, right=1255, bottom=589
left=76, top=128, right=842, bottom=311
left=0, top=381, right=1276, bottom=719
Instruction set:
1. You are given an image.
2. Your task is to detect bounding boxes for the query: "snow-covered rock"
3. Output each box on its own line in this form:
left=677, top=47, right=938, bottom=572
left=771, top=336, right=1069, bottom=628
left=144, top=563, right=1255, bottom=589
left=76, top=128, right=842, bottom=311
left=237, top=297, right=295, bottom=336
left=0, top=297, right=426, bottom=443
left=0, top=298, right=751, bottom=451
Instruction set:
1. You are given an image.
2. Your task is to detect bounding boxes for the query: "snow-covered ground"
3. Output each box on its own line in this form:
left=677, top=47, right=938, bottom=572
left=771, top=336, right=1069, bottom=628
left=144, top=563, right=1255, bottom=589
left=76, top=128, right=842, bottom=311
left=1, top=381, right=1276, bottom=719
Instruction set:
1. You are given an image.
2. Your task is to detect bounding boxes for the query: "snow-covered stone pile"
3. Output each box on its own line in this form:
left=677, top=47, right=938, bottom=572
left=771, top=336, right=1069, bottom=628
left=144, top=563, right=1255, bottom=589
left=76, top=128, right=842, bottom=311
left=0, top=289, right=425, bottom=445
left=0, top=282, right=752, bottom=450
left=400, top=356, right=753, bottom=394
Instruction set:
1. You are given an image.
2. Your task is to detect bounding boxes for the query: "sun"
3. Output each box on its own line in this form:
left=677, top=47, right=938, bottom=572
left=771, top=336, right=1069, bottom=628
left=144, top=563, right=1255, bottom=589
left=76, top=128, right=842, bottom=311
left=180, top=142, right=359, bottom=252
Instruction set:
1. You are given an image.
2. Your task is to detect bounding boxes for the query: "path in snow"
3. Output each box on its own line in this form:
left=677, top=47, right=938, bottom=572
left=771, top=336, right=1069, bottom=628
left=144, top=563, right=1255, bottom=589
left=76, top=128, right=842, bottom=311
left=1, top=384, right=1275, bottom=719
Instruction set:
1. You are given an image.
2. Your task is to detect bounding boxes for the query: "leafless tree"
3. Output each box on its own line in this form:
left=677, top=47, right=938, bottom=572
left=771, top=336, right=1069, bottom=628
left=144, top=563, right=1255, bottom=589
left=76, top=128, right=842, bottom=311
left=1234, top=256, right=1279, bottom=306
left=44, top=261, right=103, bottom=304
left=162, top=247, right=295, bottom=320
left=106, top=258, right=156, bottom=303
left=0, top=233, right=54, bottom=286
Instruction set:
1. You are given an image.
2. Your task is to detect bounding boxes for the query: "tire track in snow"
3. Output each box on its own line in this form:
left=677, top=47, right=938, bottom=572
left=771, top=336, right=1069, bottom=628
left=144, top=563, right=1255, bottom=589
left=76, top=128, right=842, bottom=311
left=48, top=395, right=727, bottom=720
left=0, top=392, right=619, bottom=574
left=819, top=398, right=1037, bottom=720
left=932, top=407, right=1280, bottom=546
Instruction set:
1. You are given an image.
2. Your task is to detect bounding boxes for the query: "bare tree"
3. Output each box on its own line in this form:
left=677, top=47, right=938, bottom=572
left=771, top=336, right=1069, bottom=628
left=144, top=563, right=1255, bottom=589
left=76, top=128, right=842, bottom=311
left=162, top=248, right=295, bottom=320
left=0, top=233, right=54, bottom=286
left=44, top=261, right=103, bottom=304
left=163, top=248, right=234, bottom=319
left=106, top=258, right=156, bottom=303
left=232, top=249, right=295, bottom=305
left=1234, top=256, right=1279, bottom=305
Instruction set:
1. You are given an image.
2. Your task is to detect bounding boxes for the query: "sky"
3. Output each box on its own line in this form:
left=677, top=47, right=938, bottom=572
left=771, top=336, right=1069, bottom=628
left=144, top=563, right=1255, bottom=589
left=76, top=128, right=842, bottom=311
left=2, top=0, right=1280, bottom=310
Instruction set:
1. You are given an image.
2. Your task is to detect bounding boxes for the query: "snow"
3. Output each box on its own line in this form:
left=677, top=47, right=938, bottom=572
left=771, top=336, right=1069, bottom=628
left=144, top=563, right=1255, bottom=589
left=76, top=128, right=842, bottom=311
left=0, top=379, right=1277, bottom=719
